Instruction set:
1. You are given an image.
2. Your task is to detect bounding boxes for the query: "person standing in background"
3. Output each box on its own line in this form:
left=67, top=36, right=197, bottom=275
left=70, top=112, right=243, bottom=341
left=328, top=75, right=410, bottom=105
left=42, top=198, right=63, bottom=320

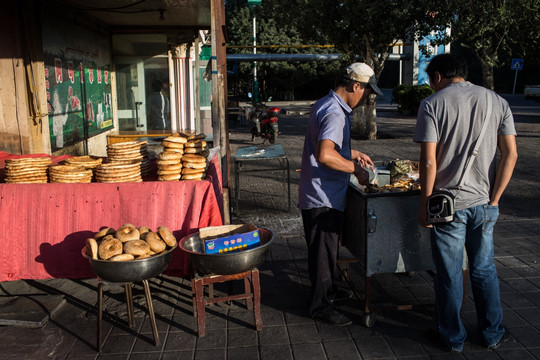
left=147, top=79, right=170, bottom=130
left=414, top=53, right=517, bottom=352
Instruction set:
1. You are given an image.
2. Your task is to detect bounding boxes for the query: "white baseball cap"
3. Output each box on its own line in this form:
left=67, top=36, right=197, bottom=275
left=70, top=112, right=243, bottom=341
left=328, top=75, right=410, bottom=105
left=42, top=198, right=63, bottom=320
left=344, top=62, right=383, bottom=96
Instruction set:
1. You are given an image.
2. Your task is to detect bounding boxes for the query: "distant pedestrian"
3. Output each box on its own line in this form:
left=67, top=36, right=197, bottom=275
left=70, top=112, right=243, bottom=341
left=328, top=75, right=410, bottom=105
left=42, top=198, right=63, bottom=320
left=298, top=63, right=383, bottom=326
left=147, top=79, right=170, bottom=130
left=414, top=53, right=517, bottom=352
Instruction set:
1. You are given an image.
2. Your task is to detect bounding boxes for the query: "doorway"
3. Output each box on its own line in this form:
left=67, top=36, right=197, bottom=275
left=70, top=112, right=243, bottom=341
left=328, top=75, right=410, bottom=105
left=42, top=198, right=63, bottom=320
left=113, top=34, right=169, bottom=132
left=115, top=57, right=169, bottom=131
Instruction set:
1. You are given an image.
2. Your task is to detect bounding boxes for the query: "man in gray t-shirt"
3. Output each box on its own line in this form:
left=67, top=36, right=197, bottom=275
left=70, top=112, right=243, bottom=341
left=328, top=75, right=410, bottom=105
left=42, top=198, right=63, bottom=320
left=414, top=54, right=517, bottom=352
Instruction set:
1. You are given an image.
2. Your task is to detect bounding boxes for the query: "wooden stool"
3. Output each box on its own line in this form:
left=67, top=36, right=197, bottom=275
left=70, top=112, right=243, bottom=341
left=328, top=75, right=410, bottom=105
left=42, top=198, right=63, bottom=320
left=191, top=268, right=262, bottom=337
left=97, top=279, right=159, bottom=352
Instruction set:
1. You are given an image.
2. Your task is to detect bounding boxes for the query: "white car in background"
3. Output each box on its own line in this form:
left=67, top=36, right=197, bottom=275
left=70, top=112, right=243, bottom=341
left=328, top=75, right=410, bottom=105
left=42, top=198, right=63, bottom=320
left=524, top=85, right=540, bottom=100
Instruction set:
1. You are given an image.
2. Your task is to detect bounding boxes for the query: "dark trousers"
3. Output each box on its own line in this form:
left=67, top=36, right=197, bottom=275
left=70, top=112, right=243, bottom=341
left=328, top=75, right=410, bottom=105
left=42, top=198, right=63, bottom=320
left=301, top=207, right=344, bottom=316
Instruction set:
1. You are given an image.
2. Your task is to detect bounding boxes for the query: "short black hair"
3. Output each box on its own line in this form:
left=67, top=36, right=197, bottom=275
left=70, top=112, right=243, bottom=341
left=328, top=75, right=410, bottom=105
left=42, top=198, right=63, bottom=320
left=338, top=76, right=370, bottom=91
left=426, top=53, right=468, bottom=80
left=152, top=79, right=163, bottom=92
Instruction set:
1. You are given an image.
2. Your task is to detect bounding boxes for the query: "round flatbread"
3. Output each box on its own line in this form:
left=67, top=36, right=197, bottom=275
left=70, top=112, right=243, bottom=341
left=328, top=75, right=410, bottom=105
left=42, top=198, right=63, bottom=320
left=182, top=173, right=205, bottom=180
left=158, top=174, right=181, bottom=181
left=183, top=161, right=207, bottom=170
left=156, top=159, right=181, bottom=166
left=158, top=152, right=183, bottom=160
left=161, top=148, right=184, bottom=154
left=181, top=167, right=205, bottom=175
left=163, top=136, right=187, bottom=144
left=157, top=169, right=182, bottom=176
left=185, top=141, right=203, bottom=148
left=161, top=140, right=185, bottom=149
left=187, top=133, right=206, bottom=141
left=184, top=147, right=203, bottom=154
left=158, top=163, right=183, bottom=171
left=181, top=154, right=206, bottom=163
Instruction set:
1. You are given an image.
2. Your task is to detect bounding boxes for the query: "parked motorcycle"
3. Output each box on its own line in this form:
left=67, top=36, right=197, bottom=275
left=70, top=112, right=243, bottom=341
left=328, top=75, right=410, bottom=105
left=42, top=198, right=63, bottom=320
left=249, top=102, right=279, bottom=144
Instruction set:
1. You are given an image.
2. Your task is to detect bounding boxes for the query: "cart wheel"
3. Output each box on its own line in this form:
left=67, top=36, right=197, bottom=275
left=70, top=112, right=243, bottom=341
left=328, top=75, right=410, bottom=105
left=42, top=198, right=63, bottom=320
left=362, top=313, right=376, bottom=328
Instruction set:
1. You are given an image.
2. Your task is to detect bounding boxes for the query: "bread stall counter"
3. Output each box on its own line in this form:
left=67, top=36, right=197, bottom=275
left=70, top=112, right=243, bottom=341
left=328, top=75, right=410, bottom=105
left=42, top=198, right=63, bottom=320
left=0, top=144, right=223, bottom=282
left=106, top=130, right=174, bottom=145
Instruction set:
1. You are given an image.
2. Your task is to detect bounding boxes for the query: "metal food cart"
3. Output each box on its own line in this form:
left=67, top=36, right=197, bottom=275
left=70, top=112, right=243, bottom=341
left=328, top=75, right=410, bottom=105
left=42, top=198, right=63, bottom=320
left=341, top=176, right=434, bottom=327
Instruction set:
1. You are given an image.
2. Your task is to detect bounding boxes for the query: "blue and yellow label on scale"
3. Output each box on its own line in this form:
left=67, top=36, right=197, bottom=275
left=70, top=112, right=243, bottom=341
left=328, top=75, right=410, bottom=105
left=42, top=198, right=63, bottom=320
left=204, top=230, right=260, bottom=254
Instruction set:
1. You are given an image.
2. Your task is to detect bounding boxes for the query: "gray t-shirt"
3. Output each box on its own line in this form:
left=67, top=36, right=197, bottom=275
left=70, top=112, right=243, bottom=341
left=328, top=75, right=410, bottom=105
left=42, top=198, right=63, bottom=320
left=414, top=81, right=516, bottom=210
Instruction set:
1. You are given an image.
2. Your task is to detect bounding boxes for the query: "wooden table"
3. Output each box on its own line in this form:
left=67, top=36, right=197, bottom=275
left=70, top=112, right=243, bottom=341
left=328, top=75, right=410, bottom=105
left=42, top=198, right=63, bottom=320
left=106, top=130, right=175, bottom=145
left=233, top=144, right=290, bottom=214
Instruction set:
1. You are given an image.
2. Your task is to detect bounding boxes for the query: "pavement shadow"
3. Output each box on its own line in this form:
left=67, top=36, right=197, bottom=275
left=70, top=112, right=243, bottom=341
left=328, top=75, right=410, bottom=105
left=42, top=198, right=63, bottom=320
left=35, top=230, right=95, bottom=279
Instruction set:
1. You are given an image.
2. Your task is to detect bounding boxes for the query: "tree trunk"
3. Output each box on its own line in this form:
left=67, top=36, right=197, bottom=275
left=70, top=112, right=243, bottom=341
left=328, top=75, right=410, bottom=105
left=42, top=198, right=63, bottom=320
left=351, top=93, right=377, bottom=139
left=365, top=93, right=377, bottom=140
left=478, top=56, right=495, bottom=90
left=351, top=106, right=366, bottom=137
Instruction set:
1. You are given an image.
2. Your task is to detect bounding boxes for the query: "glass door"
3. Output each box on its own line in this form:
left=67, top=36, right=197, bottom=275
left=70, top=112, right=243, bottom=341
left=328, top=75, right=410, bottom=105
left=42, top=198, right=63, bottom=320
left=115, top=56, right=170, bottom=132
left=115, top=59, right=146, bottom=131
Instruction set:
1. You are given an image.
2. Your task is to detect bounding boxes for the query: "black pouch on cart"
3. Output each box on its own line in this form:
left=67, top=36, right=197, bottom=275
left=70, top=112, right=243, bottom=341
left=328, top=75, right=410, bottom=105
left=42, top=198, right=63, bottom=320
left=427, top=189, right=455, bottom=224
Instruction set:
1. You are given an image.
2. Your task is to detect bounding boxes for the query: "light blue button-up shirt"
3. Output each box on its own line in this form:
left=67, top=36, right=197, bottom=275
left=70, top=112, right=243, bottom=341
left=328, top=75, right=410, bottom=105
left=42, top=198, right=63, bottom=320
left=298, top=90, right=352, bottom=211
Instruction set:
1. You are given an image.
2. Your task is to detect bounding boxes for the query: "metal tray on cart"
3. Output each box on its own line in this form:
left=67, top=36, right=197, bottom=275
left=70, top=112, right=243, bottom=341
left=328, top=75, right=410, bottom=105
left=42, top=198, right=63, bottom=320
left=341, top=176, right=434, bottom=327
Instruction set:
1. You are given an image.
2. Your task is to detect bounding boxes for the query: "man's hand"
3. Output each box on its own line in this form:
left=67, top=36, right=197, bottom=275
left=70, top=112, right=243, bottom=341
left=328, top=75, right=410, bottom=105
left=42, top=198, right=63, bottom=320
left=353, top=161, right=370, bottom=185
left=417, top=206, right=433, bottom=228
left=351, top=150, right=374, bottom=168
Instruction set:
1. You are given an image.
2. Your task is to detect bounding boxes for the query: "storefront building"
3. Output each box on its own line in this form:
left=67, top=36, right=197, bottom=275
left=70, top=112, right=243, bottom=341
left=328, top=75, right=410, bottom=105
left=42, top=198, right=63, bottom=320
left=0, top=0, right=228, bottom=162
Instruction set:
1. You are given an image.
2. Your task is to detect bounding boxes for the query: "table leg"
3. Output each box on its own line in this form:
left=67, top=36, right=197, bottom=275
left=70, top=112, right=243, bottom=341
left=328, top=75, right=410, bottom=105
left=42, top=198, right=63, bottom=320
left=244, top=276, right=253, bottom=310
left=97, top=282, right=104, bottom=352
left=124, top=284, right=134, bottom=328
left=191, top=276, right=197, bottom=317
left=234, top=161, right=240, bottom=214
left=285, top=157, right=291, bottom=211
left=195, top=277, right=206, bottom=337
left=364, top=276, right=372, bottom=315
left=252, top=269, right=262, bottom=331
left=209, top=283, right=215, bottom=306
left=142, top=280, right=160, bottom=347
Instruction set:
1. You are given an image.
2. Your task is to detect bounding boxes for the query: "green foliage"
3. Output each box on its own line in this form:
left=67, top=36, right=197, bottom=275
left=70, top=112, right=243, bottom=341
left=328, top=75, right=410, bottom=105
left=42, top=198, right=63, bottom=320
left=225, top=0, right=540, bottom=97
left=225, top=0, right=342, bottom=100
left=303, top=0, right=452, bottom=78
left=392, top=84, right=433, bottom=115
left=423, top=0, right=540, bottom=89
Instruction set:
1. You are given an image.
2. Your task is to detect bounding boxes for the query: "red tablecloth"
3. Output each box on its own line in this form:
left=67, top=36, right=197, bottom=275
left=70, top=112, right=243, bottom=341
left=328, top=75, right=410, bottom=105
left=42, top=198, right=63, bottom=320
left=0, top=152, right=223, bottom=282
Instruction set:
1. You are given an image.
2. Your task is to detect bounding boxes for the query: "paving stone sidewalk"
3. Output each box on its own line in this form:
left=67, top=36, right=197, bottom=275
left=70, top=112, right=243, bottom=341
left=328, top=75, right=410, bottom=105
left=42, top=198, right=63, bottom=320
left=0, top=95, right=539, bottom=359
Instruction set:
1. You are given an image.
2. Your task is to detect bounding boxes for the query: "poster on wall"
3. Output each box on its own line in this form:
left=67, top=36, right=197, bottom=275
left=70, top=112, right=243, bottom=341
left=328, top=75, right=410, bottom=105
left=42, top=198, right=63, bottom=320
left=42, top=11, right=113, bottom=151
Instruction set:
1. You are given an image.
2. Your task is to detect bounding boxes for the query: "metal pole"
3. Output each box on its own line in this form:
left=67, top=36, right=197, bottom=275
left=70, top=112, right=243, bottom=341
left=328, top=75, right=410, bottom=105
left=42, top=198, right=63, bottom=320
left=253, top=14, right=258, bottom=103
left=513, top=69, right=518, bottom=95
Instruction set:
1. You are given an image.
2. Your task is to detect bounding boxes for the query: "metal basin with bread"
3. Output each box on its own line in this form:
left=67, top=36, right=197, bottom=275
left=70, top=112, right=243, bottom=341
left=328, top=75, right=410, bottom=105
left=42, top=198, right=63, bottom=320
left=82, top=244, right=176, bottom=283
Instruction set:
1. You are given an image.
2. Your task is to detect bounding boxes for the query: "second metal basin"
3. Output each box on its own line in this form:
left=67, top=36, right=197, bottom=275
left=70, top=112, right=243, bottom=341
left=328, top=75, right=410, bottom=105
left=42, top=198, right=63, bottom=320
left=179, top=227, right=274, bottom=275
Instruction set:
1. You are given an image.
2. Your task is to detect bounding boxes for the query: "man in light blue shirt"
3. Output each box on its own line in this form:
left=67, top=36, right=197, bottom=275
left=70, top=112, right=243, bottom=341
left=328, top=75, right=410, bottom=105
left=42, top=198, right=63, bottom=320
left=298, top=63, right=382, bottom=326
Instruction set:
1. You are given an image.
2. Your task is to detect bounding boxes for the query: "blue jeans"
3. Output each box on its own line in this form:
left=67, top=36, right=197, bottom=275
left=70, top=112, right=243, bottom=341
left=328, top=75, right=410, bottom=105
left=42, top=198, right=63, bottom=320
left=431, top=204, right=505, bottom=351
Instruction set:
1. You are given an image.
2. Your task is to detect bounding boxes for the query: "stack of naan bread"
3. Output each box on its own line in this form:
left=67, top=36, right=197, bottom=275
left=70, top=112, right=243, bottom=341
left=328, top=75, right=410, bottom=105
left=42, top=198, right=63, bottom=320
left=93, top=141, right=148, bottom=183
left=63, top=155, right=102, bottom=170
left=3, top=157, right=51, bottom=183
left=106, top=141, right=151, bottom=176
left=157, top=133, right=209, bottom=181
left=49, top=164, right=93, bottom=183
left=2, top=135, right=210, bottom=184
